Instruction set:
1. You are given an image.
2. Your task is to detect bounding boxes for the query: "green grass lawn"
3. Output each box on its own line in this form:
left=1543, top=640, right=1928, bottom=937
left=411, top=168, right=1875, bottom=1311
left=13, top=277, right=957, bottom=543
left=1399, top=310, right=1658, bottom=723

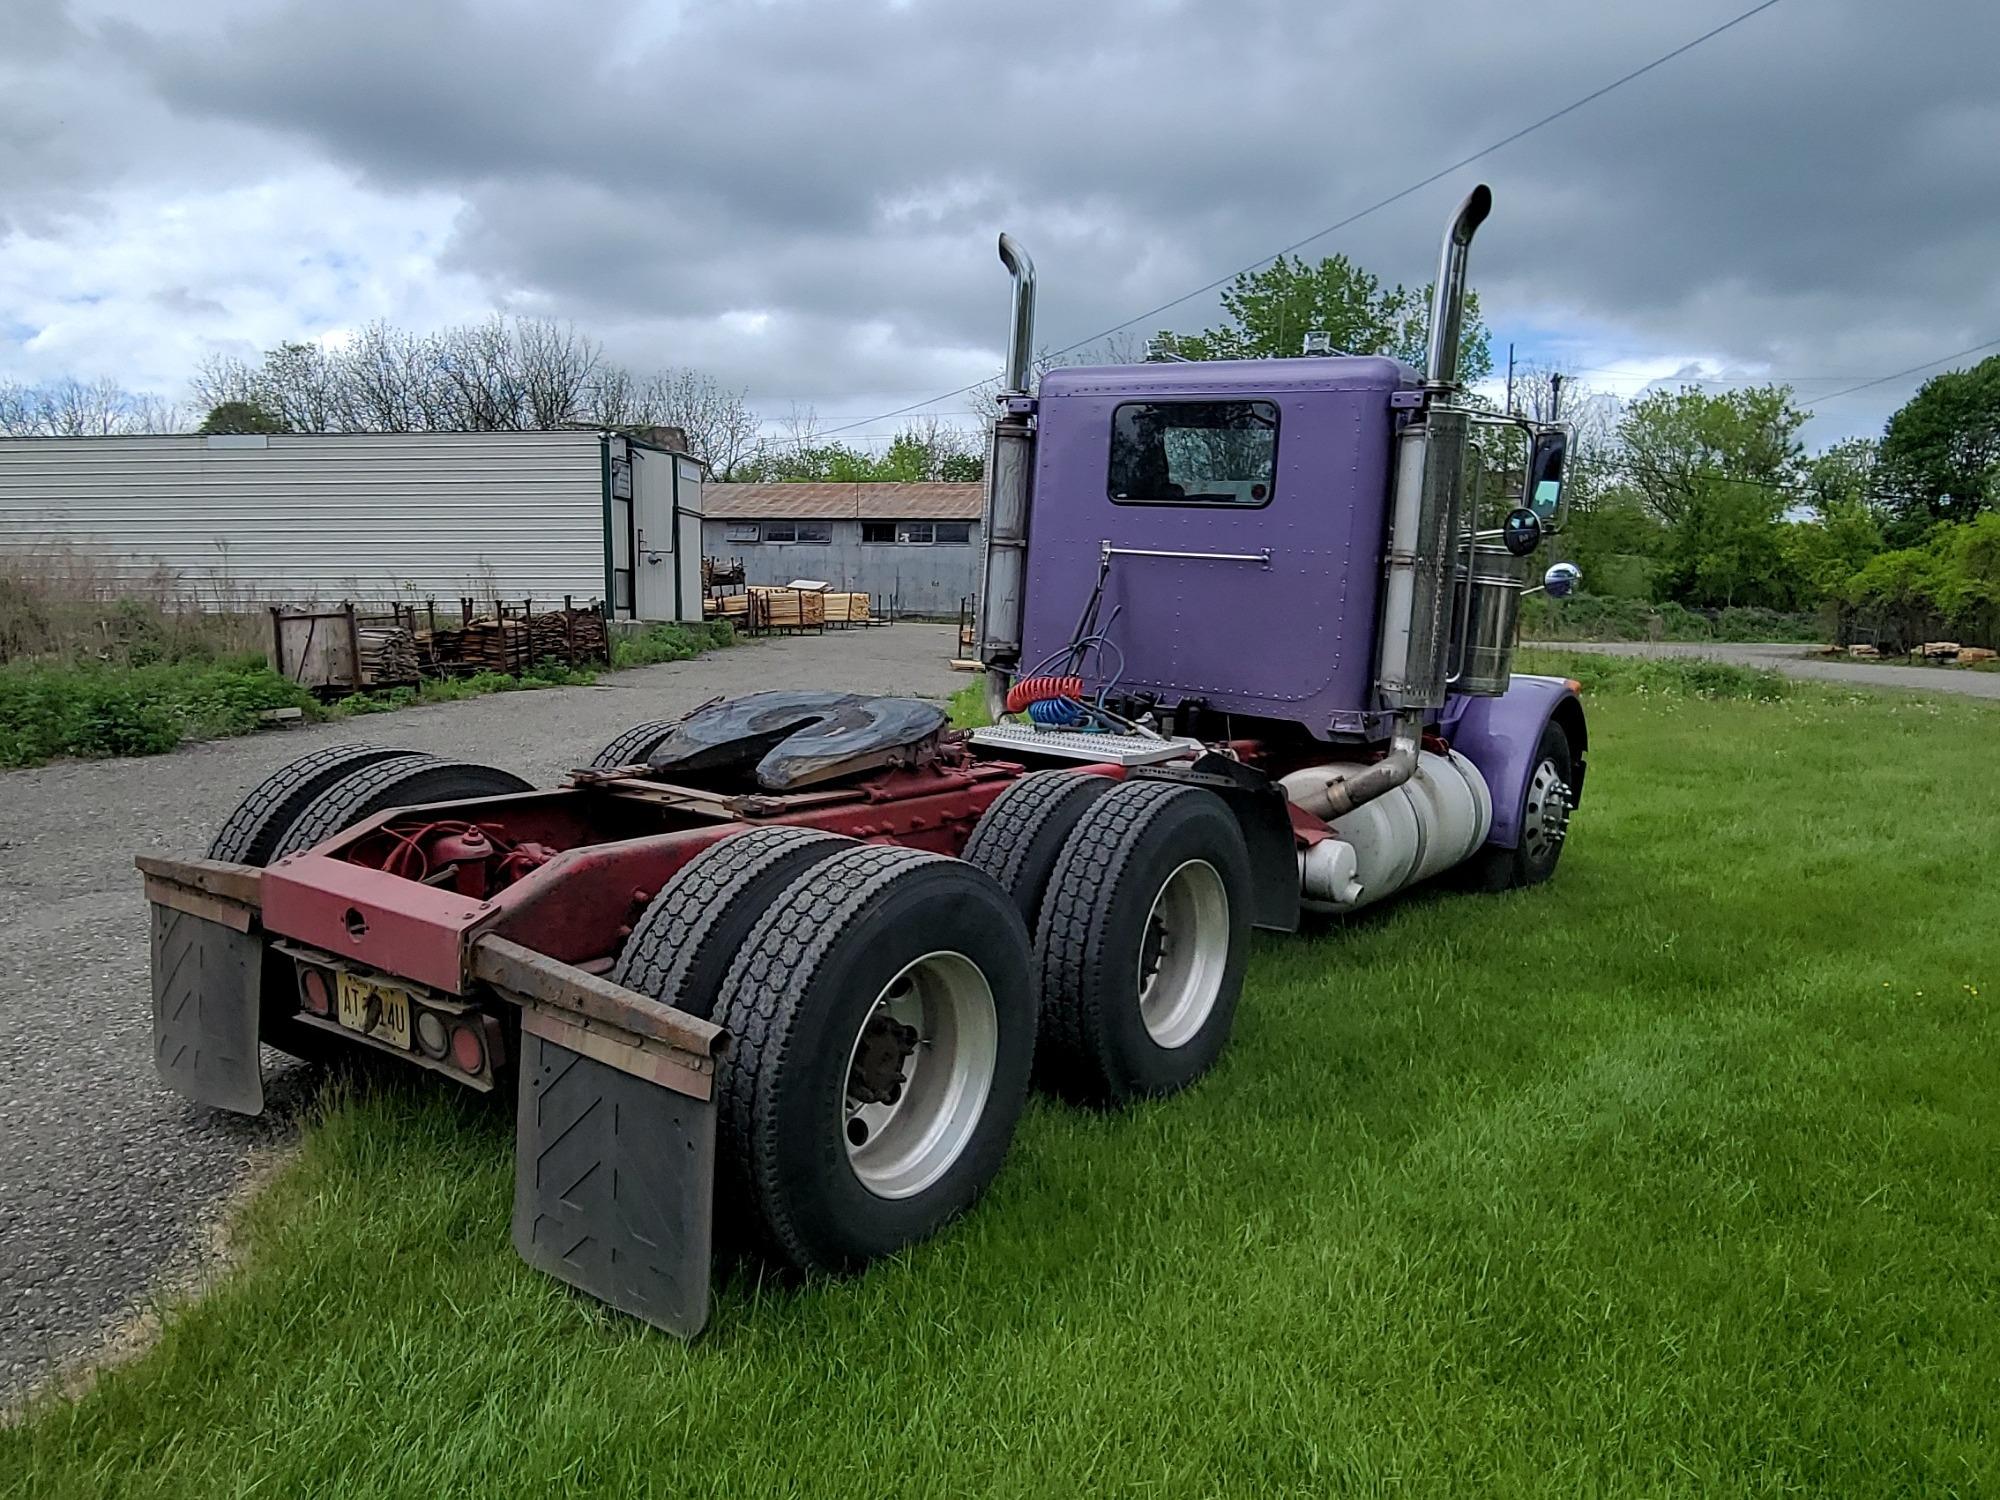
left=7, top=656, right=1998, bottom=1496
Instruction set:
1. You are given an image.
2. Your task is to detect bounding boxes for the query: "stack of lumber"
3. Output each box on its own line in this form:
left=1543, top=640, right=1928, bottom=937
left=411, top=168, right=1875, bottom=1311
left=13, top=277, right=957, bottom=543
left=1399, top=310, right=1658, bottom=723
left=750, top=586, right=825, bottom=630
left=1959, top=646, right=1997, bottom=665
left=705, top=591, right=751, bottom=620
left=824, top=592, right=871, bottom=624
left=357, top=627, right=421, bottom=686
left=1920, top=641, right=1962, bottom=659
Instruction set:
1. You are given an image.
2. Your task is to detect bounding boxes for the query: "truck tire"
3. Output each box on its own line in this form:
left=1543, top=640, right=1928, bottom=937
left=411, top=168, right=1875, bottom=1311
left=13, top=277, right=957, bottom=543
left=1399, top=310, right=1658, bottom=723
left=1035, top=780, right=1252, bottom=1105
left=960, top=769, right=1117, bottom=930
left=612, top=826, right=856, bottom=1018
left=587, top=720, right=680, bottom=770
left=1460, top=720, right=1575, bottom=892
left=710, top=845, right=1035, bottom=1273
left=271, top=758, right=534, bottom=859
left=207, top=745, right=433, bottom=867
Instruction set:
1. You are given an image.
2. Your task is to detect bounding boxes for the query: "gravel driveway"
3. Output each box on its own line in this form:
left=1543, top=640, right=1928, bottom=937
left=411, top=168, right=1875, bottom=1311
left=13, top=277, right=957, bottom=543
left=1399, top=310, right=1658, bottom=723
left=0, top=625, right=966, bottom=1401
left=1533, top=639, right=2000, bottom=701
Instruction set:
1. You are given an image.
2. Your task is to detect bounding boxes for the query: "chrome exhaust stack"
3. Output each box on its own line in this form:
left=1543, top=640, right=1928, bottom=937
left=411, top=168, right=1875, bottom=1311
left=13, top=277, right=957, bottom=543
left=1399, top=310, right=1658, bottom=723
left=998, top=234, right=1036, bottom=395
left=1318, top=186, right=1490, bottom=818
left=976, top=235, right=1038, bottom=698
left=972, top=235, right=1040, bottom=712
left=1425, top=184, right=1491, bottom=392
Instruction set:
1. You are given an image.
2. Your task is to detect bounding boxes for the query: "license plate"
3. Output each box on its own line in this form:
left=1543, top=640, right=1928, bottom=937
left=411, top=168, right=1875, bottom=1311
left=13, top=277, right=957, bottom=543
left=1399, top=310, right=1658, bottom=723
left=336, top=972, right=413, bottom=1050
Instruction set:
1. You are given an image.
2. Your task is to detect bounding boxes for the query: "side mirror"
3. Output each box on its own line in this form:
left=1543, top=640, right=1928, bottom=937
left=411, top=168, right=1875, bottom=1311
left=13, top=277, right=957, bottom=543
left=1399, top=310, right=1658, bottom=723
left=1543, top=561, right=1581, bottom=599
left=1525, top=428, right=1568, bottom=528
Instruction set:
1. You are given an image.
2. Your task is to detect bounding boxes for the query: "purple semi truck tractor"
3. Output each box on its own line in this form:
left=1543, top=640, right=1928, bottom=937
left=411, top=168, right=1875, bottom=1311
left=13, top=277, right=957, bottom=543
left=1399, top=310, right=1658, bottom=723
left=139, top=183, right=1583, bottom=1335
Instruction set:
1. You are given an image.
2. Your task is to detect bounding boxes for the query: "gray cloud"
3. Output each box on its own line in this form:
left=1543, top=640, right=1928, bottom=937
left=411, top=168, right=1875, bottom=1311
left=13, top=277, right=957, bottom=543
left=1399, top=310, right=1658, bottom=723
left=6, top=0, right=1998, bottom=439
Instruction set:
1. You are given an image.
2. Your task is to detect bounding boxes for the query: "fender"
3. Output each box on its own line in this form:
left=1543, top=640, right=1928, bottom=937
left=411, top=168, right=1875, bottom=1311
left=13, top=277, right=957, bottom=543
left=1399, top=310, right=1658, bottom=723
left=1440, top=676, right=1587, bottom=851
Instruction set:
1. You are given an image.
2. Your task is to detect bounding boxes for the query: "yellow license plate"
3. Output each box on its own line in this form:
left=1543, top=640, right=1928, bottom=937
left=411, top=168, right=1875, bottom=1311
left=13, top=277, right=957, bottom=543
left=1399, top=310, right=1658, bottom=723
left=336, top=972, right=413, bottom=1050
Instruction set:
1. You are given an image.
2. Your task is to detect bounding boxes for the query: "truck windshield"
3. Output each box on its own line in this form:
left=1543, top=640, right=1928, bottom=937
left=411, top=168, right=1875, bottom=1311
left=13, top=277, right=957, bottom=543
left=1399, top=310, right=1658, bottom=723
left=1108, top=400, right=1278, bottom=506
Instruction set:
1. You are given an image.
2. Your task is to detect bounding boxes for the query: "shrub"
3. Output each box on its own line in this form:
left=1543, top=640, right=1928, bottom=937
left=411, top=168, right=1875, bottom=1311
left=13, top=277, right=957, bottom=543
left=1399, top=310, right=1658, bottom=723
left=0, top=657, right=317, bottom=767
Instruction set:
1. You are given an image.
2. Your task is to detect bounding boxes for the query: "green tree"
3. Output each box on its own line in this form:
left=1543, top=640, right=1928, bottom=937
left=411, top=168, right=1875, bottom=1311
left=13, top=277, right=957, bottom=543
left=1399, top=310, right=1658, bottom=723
left=196, top=400, right=287, bottom=435
left=733, top=420, right=984, bottom=485
left=1617, top=384, right=1805, bottom=530
left=1560, top=483, right=1667, bottom=599
left=1149, top=252, right=1491, bottom=384
left=1878, top=354, right=2000, bottom=534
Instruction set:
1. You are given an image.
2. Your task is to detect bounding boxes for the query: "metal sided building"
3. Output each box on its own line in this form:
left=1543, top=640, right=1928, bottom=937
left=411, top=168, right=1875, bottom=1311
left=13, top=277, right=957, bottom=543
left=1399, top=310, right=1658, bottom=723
left=700, top=482, right=983, bottom=617
left=0, top=428, right=705, bottom=622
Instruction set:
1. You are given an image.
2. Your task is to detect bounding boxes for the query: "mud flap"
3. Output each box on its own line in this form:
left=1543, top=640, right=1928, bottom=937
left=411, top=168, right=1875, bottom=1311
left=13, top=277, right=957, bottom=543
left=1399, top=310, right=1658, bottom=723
left=512, top=1026, right=716, bottom=1338
left=151, top=904, right=265, bottom=1115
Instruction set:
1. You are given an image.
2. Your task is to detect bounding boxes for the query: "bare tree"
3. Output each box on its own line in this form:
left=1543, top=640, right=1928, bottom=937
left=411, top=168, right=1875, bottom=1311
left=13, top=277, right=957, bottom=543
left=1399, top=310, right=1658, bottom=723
left=601, top=367, right=761, bottom=475
left=0, top=376, right=181, bottom=436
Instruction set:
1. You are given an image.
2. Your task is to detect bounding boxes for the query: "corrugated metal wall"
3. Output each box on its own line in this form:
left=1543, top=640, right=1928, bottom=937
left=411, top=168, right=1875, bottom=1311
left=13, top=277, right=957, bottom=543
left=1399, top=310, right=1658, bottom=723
left=0, top=431, right=608, bottom=606
left=701, top=517, right=980, bottom=616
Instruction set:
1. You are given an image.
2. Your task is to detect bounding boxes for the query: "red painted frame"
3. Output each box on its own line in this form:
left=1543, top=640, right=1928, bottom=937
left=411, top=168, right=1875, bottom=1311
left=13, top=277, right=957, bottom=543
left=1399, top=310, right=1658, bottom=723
left=258, top=758, right=1124, bottom=996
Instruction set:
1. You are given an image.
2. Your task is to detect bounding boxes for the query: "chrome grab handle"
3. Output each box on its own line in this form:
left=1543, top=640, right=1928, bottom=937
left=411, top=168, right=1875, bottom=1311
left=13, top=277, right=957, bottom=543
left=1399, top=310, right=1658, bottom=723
left=1099, top=542, right=1271, bottom=569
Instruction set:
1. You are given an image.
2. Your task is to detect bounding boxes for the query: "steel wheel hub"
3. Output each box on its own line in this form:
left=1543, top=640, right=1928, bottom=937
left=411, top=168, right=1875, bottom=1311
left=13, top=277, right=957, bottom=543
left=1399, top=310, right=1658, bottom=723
left=841, top=951, right=997, bottom=1200
left=1522, top=757, right=1573, bottom=863
left=1136, top=859, right=1229, bottom=1049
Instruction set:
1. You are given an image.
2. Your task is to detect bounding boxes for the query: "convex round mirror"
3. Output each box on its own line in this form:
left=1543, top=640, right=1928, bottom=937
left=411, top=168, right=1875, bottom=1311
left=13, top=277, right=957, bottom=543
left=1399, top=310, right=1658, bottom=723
left=1502, top=507, right=1542, bottom=556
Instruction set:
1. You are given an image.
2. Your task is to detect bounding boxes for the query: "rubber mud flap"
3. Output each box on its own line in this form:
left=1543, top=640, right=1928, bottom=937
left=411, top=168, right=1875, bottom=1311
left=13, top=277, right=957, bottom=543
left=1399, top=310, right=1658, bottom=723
left=151, top=905, right=265, bottom=1115
left=512, top=1032, right=716, bottom=1337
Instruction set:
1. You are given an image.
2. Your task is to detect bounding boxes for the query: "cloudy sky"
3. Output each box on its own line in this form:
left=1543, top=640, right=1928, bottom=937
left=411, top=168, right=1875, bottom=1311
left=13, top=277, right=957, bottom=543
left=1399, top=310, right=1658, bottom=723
left=3, top=0, right=1996, bottom=448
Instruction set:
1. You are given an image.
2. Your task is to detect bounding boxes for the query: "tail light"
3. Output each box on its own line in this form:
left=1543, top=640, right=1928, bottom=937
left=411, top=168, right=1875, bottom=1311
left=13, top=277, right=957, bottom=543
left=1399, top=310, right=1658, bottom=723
left=450, top=1022, right=485, bottom=1075
left=415, top=1010, right=449, bottom=1059
left=299, top=966, right=333, bottom=1016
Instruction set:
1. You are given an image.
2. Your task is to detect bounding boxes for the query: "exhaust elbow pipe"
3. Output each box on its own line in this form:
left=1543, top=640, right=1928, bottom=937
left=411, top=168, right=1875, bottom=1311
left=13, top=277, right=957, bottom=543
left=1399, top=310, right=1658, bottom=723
left=1424, top=184, right=1491, bottom=390
left=1284, top=720, right=1422, bottom=820
left=998, top=233, right=1037, bottom=394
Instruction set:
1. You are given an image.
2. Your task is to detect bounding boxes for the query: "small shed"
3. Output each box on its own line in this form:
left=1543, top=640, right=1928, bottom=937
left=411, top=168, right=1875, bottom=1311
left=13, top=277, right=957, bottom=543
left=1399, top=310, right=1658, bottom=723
left=700, top=482, right=983, bottom=617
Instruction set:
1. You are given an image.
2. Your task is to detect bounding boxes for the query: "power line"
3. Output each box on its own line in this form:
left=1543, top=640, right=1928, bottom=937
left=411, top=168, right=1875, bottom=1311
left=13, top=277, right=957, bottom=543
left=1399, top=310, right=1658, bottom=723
left=1806, top=335, right=2000, bottom=404
left=822, top=0, right=1786, bottom=438
left=1491, top=339, right=2000, bottom=402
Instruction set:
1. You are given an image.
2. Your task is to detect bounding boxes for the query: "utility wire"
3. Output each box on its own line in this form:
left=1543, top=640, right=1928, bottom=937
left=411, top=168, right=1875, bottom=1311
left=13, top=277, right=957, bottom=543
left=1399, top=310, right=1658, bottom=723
left=822, top=0, right=1786, bottom=438
left=1805, top=335, right=2000, bottom=404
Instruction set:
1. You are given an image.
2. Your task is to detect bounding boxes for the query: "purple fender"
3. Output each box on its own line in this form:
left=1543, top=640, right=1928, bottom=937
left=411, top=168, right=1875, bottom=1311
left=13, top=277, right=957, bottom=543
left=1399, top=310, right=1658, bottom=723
left=1440, top=675, right=1588, bottom=850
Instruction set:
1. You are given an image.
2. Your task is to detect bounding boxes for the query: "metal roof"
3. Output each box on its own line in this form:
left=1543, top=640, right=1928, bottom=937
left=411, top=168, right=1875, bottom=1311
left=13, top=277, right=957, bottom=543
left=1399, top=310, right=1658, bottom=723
left=702, top=481, right=983, bottom=521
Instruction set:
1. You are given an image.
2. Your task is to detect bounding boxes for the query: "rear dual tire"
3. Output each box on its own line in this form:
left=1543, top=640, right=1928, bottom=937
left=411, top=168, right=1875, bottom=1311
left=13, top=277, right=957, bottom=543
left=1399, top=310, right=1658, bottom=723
left=1033, top=781, right=1253, bottom=1105
left=616, top=840, right=1038, bottom=1275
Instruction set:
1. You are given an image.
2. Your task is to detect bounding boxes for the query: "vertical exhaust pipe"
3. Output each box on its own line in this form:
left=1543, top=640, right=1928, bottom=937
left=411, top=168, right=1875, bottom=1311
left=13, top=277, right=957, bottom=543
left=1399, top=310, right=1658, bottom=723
left=998, top=234, right=1036, bottom=394
left=1424, top=184, right=1491, bottom=390
left=1314, top=186, right=1490, bottom=820
left=977, top=235, right=1038, bottom=701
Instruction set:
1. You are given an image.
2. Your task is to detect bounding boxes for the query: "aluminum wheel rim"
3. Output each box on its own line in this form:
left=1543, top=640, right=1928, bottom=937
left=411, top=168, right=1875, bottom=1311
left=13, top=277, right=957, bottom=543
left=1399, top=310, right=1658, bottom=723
left=1522, top=757, right=1572, bottom=863
left=1136, top=859, right=1229, bottom=1049
left=842, top=951, right=998, bottom=1201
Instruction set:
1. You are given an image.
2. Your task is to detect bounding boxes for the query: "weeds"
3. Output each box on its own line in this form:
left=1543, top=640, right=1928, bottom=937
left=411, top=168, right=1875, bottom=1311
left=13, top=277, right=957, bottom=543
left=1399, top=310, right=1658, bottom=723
left=0, top=657, right=316, bottom=767
left=611, top=620, right=735, bottom=669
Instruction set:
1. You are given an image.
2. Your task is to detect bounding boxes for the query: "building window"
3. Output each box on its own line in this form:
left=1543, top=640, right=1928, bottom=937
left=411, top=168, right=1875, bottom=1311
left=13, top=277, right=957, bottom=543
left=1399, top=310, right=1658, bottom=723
left=861, top=520, right=976, bottom=545
left=1108, top=400, right=1279, bottom=506
left=764, top=521, right=831, bottom=544
left=723, top=522, right=759, bottom=543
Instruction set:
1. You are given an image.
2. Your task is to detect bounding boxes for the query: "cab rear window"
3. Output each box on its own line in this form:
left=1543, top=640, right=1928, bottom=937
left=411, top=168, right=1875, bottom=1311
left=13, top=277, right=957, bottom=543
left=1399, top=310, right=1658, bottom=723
left=1108, top=400, right=1278, bottom=506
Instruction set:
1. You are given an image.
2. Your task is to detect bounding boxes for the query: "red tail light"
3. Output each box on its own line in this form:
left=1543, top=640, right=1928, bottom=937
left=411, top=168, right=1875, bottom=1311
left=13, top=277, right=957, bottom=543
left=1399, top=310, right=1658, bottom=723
left=450, top=1022, right=485, bottom=1075
left=300, top=967, right=332, bottom=1016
